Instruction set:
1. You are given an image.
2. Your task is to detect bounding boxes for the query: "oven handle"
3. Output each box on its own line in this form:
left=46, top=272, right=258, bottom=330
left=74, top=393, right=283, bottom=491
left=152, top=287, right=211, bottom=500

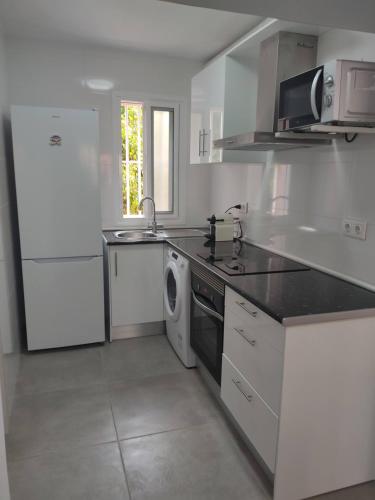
left=310, top=68, right=323, bottom=120
left=191, top=290, right=224, bottom=323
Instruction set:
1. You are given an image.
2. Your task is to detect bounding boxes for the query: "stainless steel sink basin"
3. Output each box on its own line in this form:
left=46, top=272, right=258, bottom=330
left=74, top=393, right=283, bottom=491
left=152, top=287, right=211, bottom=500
left=114, top=230, right=166, bottom=241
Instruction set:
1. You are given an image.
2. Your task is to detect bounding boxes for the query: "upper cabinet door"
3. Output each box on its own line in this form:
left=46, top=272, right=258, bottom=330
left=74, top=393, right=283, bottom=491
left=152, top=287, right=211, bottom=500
left=190, top=55, right=266, bottom=166
left=190, top=57, right=225, bottom=165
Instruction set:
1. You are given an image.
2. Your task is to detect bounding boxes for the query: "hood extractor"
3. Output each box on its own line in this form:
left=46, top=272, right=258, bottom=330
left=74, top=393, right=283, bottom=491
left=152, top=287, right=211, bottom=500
left=214, top=31, right=332, bottom=152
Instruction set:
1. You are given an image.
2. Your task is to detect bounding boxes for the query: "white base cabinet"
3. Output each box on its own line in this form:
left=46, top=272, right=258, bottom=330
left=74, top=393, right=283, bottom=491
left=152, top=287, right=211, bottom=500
left=222, top=286, right=375, bottom=500
left=108, top=244, right=164, bottom=337
left=221, top=354, right=279, bottom=472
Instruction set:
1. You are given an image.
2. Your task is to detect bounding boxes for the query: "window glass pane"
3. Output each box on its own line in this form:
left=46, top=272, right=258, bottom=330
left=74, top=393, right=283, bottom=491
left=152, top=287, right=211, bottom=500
left=121, top=101, right=144, bottom=217
left=152, top=108, right=174, bottom=213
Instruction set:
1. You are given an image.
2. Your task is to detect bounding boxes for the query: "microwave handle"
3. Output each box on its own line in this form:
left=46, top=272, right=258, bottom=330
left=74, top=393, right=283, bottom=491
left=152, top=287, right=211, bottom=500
left=310, top=68, right=323, bottom=120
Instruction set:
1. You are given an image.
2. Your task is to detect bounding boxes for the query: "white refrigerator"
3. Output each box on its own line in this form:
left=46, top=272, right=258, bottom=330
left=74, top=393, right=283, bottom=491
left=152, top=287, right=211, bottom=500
left=11, top=106, right=105, bottom=350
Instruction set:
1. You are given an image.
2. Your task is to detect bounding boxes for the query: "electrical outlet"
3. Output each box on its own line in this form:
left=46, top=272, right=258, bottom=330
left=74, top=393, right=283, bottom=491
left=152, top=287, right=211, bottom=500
left=342, top=218, right=367, bottom=240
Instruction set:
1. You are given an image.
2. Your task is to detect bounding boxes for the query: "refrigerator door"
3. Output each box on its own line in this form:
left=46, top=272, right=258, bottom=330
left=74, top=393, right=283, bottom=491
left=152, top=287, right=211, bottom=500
left=22, top=256, right=105, bottom=350
left=11, top=106, right=102, bottom=259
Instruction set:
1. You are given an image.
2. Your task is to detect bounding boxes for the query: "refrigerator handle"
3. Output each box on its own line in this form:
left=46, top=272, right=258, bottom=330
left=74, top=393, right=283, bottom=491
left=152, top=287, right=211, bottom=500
left=29, top=256, right=100, bottom=264
left=114, top=252, right=118, bottom=277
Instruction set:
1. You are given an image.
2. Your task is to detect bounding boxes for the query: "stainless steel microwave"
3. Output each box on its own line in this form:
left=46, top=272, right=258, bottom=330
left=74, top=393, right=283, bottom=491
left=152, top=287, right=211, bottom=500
left=278, top=59, right=375, bottom=131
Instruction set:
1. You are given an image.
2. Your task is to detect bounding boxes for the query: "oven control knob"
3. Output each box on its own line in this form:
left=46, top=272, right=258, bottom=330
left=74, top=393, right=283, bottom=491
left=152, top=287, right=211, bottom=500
left=325, top=94, right=333, bottom=107
left=325, top=75, right=334, bottom=87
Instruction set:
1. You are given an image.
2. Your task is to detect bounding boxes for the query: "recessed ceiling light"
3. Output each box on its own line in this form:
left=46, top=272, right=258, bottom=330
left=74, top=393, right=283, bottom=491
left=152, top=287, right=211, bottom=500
left=85, top=79, right=114, bottom=91
left=298, top=226, right=317, bottom=232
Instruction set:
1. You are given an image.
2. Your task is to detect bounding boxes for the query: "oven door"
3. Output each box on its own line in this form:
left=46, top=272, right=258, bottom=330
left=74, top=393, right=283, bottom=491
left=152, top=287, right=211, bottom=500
left=278, top=66, right=324, bottom=131
left=190, top=289, right=224, bottom=385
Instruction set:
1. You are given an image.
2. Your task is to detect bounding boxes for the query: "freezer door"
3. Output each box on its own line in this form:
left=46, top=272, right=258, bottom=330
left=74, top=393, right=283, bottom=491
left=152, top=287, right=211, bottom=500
left=22, top=256, right=105, bottom=350
left=11, top=106, right=102, bottom=259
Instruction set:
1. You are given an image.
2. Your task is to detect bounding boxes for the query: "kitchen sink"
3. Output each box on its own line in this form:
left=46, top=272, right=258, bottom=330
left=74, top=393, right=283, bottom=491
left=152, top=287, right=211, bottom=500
left=114, top=230, right=166, bottom=241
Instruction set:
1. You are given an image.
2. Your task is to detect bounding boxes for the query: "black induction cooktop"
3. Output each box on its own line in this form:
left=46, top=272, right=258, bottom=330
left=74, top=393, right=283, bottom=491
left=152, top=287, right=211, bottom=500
left=197, top=239, right=309, bottom=276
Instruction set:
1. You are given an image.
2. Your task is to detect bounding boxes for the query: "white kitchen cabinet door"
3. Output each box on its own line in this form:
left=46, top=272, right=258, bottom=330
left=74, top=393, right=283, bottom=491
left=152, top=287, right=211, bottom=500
left=110, top=244, right=164, bottom=327
left=190, top=55, right=265, bottom=165
left=190, top=57, right=225, bottom=165
left=23, top=256, right=105, bottom=350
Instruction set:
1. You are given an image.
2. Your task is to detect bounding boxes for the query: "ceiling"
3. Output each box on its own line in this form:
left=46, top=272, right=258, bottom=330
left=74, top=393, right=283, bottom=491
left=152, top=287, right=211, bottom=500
left=163, top=0, right=375, bottom=34
left=0, top=0, right=262, bottom=61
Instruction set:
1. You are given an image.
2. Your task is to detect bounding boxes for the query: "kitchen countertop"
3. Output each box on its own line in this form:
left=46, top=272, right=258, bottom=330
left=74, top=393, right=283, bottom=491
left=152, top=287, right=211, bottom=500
left=102, top=227, right=207, bottom=245
left=167, top=237, right=375, bottom=326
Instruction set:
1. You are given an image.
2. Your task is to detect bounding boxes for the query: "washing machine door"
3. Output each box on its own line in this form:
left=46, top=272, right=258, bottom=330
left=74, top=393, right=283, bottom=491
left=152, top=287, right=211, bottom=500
left=164, top=261, right=181, bottom=321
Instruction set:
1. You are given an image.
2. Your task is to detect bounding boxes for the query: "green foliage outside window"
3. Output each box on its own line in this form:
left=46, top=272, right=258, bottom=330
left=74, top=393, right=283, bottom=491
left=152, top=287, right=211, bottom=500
left=121, top=102, right=144, bottom=216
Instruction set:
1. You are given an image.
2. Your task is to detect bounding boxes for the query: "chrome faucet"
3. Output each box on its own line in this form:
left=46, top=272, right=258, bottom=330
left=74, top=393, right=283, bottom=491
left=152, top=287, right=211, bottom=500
left=139, top=196, right=158, bottom=233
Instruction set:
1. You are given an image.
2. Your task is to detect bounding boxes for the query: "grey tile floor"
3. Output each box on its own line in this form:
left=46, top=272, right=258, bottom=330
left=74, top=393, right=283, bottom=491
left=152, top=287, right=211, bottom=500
left=6, top=335, right=375, bottom=500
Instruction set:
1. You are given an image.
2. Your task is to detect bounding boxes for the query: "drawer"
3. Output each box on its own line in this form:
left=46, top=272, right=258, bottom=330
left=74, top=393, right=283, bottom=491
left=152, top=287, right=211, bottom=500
left=221, top=354, right=278, bottom=473
left=224, top=309, right=283, bottom=413
left=225, top=287, right=285, bottom=353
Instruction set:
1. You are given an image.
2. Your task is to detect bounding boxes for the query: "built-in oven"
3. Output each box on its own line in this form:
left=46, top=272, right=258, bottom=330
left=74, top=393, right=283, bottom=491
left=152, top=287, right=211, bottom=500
left=278, top=59, right=375, bottom=131
left=190, top=266, right=225, bottom=386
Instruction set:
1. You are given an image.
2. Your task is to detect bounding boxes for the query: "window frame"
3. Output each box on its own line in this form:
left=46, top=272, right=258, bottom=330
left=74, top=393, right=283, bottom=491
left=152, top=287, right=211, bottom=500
left=150, top=105, right=175, bottom=215
left=112, top=91, right=181, bottom=227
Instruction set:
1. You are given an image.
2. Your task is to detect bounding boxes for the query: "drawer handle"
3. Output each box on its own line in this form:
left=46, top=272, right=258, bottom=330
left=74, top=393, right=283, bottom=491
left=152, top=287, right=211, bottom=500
left=235, top=301, right=258, bottom=318
left=232, top=378, right=253, bottom=402
left=233, top=327, right=256, bottom=346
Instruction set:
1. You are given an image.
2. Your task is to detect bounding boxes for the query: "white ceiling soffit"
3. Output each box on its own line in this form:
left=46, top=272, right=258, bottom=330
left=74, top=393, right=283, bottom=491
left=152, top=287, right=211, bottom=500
left=161, top=0, right=375, bottom=34
left=0, top=0, right=262, bottom=60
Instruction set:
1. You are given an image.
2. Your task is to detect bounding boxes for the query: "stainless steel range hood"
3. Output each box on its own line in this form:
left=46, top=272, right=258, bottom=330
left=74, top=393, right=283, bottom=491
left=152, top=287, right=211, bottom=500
left=214, top=31, right=332, bottom=152
left=214, top=131, right=332, bottom=151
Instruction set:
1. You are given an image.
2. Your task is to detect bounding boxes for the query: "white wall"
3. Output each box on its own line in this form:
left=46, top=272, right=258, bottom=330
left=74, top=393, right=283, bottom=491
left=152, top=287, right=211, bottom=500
left=5, top=38, right=211, bottom=228
left=210, top=29, right=375, bottom=289
left=0, top=28, right=22, bottom=425
left=0, top=21, right=14, bottom=500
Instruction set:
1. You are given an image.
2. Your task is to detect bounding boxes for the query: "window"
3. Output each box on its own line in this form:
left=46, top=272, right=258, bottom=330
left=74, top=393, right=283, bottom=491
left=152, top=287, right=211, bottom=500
left=151, top=107, right=174, bottom=213
left=115, top=95, right=180, bottom=223
left=121, top=101, right=144, bottom=217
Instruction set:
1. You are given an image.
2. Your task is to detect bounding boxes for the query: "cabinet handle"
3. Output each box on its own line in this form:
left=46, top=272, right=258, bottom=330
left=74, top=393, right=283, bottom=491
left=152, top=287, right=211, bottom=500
left=201, top=129, right=209, bottom=155
left=235, top=301, right=258, bottom=318
left=114, top=251, right=118, bottom=277
left=233, top=327, right=256, bottom=346
left=232, top=378, right=253, bottom=402
left=198, top=130, right=202, bottom=157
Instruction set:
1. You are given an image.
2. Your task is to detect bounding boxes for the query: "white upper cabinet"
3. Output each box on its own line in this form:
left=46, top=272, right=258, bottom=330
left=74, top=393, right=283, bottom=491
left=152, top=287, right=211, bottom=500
left=190, top=54, right=265, bottom=165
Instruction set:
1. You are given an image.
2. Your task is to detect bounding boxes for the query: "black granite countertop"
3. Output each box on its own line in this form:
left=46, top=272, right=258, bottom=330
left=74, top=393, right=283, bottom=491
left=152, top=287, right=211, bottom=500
left=167, top=237, right=375, bottom=326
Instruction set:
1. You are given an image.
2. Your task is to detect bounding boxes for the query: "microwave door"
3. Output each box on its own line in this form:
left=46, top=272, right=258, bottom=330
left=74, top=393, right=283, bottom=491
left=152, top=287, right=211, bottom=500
left=279, top=66, right=324, bottom=130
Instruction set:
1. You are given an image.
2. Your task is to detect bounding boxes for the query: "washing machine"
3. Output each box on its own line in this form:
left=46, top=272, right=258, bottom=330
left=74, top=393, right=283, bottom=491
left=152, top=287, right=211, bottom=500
left=164, top=247, right=196, bottom=367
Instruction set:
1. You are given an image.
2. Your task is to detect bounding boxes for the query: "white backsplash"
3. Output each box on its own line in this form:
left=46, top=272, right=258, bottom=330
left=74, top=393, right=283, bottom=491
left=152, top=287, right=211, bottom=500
left=208, top=136, right=375, bottom=289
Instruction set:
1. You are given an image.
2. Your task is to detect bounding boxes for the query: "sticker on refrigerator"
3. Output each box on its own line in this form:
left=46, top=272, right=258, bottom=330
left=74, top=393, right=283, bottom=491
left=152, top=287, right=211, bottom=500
left=49, top=134, right=62, bottom=146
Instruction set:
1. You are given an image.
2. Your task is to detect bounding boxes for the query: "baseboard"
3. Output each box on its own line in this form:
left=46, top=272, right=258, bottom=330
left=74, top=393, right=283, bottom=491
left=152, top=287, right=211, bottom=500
left=111, top=321, right=166, bottom=340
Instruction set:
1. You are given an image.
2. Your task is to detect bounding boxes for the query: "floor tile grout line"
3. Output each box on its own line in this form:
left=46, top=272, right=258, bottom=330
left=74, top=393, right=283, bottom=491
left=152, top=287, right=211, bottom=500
left=14, top=381, right=109, bottom=400
left=6, top=438, right=120, bottom=464
left=116, top=415, right=223, bottom=444
left=109, top=401, right=133, bottom=500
